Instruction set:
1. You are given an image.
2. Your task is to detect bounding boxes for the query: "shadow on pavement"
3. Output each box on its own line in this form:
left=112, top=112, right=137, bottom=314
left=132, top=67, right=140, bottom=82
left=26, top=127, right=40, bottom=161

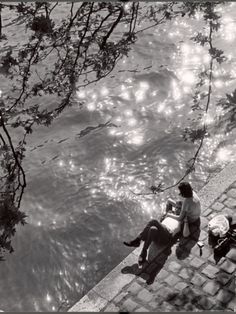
left=121, top=219, right=202, bottom=285
left=164, top=285, right=234, bottom=311
left=121, top=239, right=176, bottom=285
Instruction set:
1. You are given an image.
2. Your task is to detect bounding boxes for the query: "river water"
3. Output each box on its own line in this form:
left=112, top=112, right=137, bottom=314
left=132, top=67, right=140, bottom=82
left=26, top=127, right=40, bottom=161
left=0, top=2, right=236, bottom=311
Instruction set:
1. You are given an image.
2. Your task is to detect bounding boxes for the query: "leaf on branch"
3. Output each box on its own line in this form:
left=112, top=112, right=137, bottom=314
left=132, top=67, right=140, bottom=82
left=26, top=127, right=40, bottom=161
left=216, top=89, right=236, bottom=133
left=183, top=127, right=207, bottom=143
left=208, top=47, right=225, bottom=63
left=150, top=183, right=163, bottom=194
left=191, top=32, right=209, bottom=46
left=186, top=158, right=196, bottom=172
left=211, top=21, right=221, bottom=31
left=0, top=34, right=7, bottom=41
left=164, top=11, right=172, bottom=20
left=0, top=50, right=18, bottom=75
left=30, top=15, right=55, bottom=34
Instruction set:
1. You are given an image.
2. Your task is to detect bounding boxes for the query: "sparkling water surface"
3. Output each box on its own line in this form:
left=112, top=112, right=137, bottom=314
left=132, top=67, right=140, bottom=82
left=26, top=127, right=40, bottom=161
left=0, top=3, right=236, bottom=311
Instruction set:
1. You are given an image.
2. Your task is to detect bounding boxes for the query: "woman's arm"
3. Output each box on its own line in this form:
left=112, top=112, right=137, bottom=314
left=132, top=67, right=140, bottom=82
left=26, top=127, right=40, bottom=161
left=167, top=198, right=176, bottom=207
left=166, top=212, right=184, bottom=221
left=166, top=200, right=188, bottom=221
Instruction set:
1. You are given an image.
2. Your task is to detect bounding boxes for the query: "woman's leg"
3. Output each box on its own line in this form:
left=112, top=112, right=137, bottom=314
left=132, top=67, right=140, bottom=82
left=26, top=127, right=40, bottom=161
left=124, top=219, right=171, bottom=249
left=139, top=219, right=166, bottom=241
left=138, top=226, right=159, bottom=264
left=124, top=219, right=161, bottom=247
left=139, top=221, right=172, bottom=264
left=142, top=226, right=159, bottom=250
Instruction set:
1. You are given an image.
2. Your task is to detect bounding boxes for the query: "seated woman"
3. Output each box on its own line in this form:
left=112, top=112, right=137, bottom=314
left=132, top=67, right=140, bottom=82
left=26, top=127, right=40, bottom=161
left=166, top=181, right=201, bottom=227
left=123, top=181, right=201, bottom=265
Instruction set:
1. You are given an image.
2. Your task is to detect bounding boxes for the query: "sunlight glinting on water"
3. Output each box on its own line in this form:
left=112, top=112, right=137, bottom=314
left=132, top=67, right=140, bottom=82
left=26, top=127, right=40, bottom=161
left=97, top=156, right=155, bottom=202
left=33, top=301, right=40, bottom=312
left=124, top=3, right=132, bottom=13
left=216, top=147, right=235, bottom=163
left=120, top=90, right=130, bottom=100
left=194, top=12, right=204, bottom=21
left=157, top=101, right=166, bottom=113
left=172, top=80, right=181, bottom=100
left=76, top=90, right=86, bottom=99
left=181, top=70, right=196, bottom=84
left=139, top=199, right=156, bottom=215
left=124, top=109, right=133, bottom=117
left=84, top=53, right=234, bottom=203
left=222, top=16, right=236, bottom=42
left=214, top=80, right=224, bottom=88
left=2, top=3, right=236, bottom=312
left=46, top=293, right=52, bottom=303
left=135, top=81, right=149, bottom=102
left=202, top=112, right=214, bottom=126
left=58, top=160, right=64, bottom=167
left=100, top=87, right=109, bottom=97
left=126, top=130, right=144, bottom=146
left=230, top=68, right=236, bottom=78
left=80, top=264, right=86, bottom=271
left=57, top=158, right=76, bottom=173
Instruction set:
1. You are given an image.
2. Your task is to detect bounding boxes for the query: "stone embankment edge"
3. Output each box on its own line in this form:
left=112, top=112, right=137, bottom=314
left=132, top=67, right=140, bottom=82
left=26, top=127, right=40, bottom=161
left=68, top=160, right=236, bottom=312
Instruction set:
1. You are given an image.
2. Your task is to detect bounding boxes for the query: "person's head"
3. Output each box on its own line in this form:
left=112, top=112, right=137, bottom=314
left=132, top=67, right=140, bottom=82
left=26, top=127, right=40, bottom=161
left=178, top=181, right=193, bottom=198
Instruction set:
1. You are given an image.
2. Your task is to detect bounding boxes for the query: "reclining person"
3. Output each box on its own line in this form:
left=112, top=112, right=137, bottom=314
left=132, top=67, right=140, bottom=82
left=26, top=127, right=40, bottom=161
left=124, top=182, right=201, bottom=265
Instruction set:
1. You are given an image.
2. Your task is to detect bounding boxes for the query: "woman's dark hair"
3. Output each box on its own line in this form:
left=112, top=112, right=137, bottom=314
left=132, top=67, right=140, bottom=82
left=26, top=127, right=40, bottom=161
left=178, top=181, right=193, bottom=198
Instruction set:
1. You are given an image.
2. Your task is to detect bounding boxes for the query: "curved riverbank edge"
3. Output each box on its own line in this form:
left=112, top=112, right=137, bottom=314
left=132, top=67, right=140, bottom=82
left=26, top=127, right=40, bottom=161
left=69, top=160, right=236, bottom=312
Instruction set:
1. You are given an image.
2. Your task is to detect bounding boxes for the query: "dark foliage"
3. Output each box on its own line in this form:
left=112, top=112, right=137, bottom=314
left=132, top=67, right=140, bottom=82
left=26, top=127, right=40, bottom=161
left=216, top=90, right=236, bottom=133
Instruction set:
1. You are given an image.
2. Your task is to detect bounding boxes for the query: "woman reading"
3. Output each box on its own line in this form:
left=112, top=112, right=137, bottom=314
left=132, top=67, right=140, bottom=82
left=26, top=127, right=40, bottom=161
left=124, top=182, right=201, bottom=265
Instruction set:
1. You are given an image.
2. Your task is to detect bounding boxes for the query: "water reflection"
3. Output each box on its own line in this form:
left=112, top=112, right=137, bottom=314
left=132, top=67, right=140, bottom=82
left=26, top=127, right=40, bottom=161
left=1, top=2, right=236, bottom=312
left=202, top=112, right=214, bottom=126
left=222, top=16, right=236, bottom=42
left=216, top=147, right=233, bottom=162
left=46, top=293, right=52, bottom=303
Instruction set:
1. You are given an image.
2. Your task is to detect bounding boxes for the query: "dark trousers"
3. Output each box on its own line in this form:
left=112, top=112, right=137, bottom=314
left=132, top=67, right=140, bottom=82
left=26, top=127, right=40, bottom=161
left=138, top=219, right=172, bottom=252
left=188, top=217, right=201, bottom=239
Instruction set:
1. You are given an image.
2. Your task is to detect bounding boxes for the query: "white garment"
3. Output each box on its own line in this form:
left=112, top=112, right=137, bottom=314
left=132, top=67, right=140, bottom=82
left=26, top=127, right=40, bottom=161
left=208, top=215, right=230, bottom=237
left=162, top=217, right=181, bottom=236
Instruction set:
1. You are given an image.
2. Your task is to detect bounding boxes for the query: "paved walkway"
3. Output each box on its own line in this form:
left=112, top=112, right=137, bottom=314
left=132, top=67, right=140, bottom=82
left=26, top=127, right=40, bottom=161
left=69, top=162, right=236, bottom=312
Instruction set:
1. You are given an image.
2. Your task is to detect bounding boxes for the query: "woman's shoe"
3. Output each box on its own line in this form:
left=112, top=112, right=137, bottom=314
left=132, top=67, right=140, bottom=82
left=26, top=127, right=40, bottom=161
left=123, top=238, right=141, bottom=247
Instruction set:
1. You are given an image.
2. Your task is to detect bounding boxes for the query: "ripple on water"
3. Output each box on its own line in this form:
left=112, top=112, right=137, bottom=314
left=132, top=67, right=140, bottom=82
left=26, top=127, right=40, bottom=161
left=1, top=2, right=236, bottom=312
